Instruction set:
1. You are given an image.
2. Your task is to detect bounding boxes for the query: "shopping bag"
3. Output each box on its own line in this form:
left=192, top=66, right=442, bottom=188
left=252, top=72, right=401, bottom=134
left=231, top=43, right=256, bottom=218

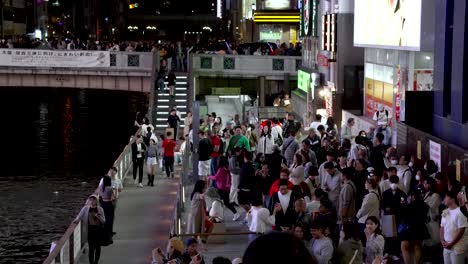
left=423, top=221, right=440, bottom=247
left=381, top=214, right=397, bottom=238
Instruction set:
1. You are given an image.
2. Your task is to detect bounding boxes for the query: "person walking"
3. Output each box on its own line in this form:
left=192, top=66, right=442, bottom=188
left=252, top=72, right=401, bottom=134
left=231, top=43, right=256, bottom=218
left=209, top=156, right=238, bottom=218
left=197, top=130, right=213, bottom=182
left=98, top=175, right=114, bottom=244
left=132, top=135, right=146, bottom=187
left=167, top=109, right=181, bottom=139
left=167, top=72, right=176, bottom=98
left=146, top=139, right=158, bottom=185
left=162, top=131, right=176, bottom=178
left=74, top=195, right=106, bottom=264
left=210, top=124, right=222, bottom=177
left=257, top=124, right=275, bottom=158
left=282, top=131, right=300, bottom=167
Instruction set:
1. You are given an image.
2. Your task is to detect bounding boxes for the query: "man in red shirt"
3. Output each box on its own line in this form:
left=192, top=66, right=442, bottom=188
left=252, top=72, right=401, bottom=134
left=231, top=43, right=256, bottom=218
left=162, top=131, right=177, bottom=178
left=210, top=125, right=222, bottom=177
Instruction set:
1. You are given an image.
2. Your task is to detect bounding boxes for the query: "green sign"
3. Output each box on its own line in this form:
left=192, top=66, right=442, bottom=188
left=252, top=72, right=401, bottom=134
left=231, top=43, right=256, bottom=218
left=297, top=70, right=310, bottom=93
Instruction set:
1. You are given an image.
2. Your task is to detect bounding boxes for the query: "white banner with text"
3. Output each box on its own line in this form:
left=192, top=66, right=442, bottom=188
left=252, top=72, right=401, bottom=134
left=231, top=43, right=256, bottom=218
left=0, top=49, right=110, bottom=68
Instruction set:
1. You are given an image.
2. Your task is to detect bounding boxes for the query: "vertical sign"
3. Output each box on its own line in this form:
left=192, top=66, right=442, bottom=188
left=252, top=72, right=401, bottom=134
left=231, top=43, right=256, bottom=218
left=456, top=159, right=461, bottom=182
left=429, top=140, right=441, bottom=172
left=417, top=140, right=421, bottom=159
left=395, top=66, right=401, bottom=121
left=300, top=0, right=318, bottom=37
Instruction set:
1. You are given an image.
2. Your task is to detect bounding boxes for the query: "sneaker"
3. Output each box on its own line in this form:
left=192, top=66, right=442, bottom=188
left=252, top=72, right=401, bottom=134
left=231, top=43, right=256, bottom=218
left=232, top=212, right=241, bottom=221
left=134, top=179, right=138, bottom=185
left=138, top=183, right=143, bottom=188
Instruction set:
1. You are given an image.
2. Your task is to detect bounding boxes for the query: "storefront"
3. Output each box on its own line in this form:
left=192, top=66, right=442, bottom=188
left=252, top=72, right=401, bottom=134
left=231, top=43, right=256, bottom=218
left=253, top=10, right=300, bottom=44
left=349, top=0, right=435, bottom=145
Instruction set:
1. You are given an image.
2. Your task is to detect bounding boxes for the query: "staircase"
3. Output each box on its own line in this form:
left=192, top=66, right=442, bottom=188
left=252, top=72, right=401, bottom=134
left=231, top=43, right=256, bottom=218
left=154, top=73, right=189, bottom=136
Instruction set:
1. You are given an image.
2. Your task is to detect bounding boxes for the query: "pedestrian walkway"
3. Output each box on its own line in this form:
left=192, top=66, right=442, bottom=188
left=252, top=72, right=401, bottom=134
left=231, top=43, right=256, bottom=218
left=180, top=184, right=250, bottom=263
left=79, top=170, right=179, bottom=264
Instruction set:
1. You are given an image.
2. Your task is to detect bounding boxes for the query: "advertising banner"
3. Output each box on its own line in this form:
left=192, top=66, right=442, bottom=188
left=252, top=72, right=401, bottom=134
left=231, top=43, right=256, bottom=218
left=429, top=140, right=441, bottom=172
left=354, top=0, right=422, bottom=50
left=0, top=49, right=110, bottom=68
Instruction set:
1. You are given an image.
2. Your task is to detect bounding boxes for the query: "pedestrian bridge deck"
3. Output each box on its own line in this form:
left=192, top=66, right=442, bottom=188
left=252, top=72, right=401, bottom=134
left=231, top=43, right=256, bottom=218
left=79, top=171, right=179, bottom=264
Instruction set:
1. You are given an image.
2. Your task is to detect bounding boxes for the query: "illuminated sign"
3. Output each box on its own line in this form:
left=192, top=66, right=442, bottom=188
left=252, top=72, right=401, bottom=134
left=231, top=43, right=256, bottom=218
left=297, top=69, right=311, bottom=93
left=300, top=0, right=318, bottom=37
left=129, top=3, right=139, bottom=9
left=321, top=14, right=337, bottom=52
left=264, top=0, right=290, bottom=10
left=253, top=11, right=300, bottom=23
left=354, top=0, right=422, bottom=50
left=217, top=0, right=222, bottom=18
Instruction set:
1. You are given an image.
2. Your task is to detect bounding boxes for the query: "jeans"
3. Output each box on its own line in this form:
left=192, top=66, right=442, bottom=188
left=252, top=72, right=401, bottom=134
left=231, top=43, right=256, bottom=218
left=210, top=156, right=219, bottom=177
left=164, top=156, right=174, bottom=177
left=376, top=125, right=391, bottom=145
left=218, top=189, right=237, bottom=214
left=177, top=56, right=185, bottom=72
left=133, top=158, right=144, bottom=183
left=443, top=249, right=465, bottom=264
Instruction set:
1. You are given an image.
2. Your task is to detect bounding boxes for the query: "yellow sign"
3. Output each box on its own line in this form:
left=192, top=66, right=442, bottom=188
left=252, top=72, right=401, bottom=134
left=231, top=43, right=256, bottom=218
left=456, top=160, right=461, bottom=182
left=417, top=141, right=421, bottom=160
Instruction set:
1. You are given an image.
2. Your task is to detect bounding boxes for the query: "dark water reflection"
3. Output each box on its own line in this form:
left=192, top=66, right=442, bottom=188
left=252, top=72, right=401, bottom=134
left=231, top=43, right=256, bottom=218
left=0, top=87, right=147, bottom=263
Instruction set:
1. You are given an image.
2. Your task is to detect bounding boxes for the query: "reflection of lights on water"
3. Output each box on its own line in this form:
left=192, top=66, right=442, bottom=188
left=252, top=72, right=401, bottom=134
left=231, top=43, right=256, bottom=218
left=62, top=96, right=73, bottom=170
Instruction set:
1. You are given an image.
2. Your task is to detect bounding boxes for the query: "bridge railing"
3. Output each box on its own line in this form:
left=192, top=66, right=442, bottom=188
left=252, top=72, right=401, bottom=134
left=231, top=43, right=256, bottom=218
left=42, top=131, right=138, bottom=264
left=192, top=54, right=301, bottom=76
left=0, top=49, right=154, bottom=71
left=109, top=51, right=154, bottom=70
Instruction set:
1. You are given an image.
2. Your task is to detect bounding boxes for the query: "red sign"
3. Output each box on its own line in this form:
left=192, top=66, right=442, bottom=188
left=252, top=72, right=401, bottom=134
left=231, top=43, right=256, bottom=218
left=395, top=66, right=401, bottom=121
left=317, top=54, right=329, bottom=67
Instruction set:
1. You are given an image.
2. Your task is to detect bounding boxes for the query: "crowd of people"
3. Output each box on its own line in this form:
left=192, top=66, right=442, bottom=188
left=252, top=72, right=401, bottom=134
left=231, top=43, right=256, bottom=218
left=148, top=106, right=468, bottom=264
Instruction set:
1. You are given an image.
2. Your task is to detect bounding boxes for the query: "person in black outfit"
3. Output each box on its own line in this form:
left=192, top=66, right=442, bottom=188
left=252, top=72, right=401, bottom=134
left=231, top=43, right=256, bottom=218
left=167, top=72, right=176, bottom=97
left=269, top=179, right=298, bottom=231
left=400, top=188, right=429, bottom=264
left=370, top=132, right=386, bottom=174
left=197, top=130, right=213, bottom=181
left=167, top=109, right=181, bottom=138
left=238, top=151, right=256, bottom=213
left=131, top=135, right=146, bottom=186
left=382, top=175, right=407, bottom=226
left=267, top=145, right=287, bottom=181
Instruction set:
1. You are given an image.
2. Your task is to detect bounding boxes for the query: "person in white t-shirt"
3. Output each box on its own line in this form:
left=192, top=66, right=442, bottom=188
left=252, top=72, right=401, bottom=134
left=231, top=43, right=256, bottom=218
left=373, top=104, right=392, bottom=145
left=309, top=114, right=322, bottom=137
left=440, top=191, right=468, bottom=264
left=247, top=195, right=281, bottom=243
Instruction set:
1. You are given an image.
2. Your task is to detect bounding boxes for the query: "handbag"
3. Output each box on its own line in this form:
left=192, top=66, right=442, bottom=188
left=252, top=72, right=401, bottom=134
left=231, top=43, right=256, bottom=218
left=381, top=214, right=397, bottom=237
left=397, top=222, right=410, bottom=238
left=424, top=221, right=440, bottom=247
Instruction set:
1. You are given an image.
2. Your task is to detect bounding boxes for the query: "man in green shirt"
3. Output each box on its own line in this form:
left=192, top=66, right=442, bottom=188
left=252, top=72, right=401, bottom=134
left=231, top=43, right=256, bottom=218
left=227, top=126, right=251, bottom=153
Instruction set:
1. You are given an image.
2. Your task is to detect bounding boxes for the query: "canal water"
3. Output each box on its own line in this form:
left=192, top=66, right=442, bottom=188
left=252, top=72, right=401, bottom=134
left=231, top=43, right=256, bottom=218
left=0, top=87, right=147, bottom=263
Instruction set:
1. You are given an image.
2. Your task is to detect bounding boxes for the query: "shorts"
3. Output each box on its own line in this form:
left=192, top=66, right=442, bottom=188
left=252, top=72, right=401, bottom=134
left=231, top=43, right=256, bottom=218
left=147, top=157, right=157, bottom=166
left=198, top=160, right=211, bottom=176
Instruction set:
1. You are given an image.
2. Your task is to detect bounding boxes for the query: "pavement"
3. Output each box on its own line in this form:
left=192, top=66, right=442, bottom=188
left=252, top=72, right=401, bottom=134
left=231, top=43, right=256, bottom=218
left=79, top=167, right=179, bottom=264
left=180, top=183, right=250, bottom=263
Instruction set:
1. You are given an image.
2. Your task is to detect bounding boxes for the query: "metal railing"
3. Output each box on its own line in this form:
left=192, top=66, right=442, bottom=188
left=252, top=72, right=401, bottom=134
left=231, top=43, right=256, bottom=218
left=192, top=54, right=301, bottom=76
left=42, top=132, right=138, bottom=264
